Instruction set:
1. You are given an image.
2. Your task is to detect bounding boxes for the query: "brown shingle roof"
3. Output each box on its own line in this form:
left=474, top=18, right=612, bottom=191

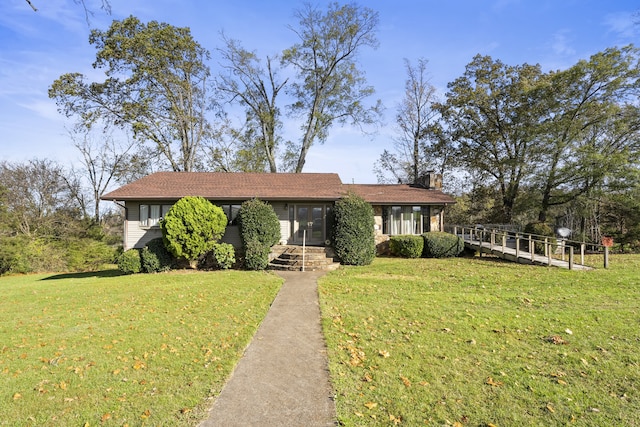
left=344, top=184, right=456, bottom=205
left=101, top=172, right=344, bottom=201
left=101, top=172, right=456, bottom=205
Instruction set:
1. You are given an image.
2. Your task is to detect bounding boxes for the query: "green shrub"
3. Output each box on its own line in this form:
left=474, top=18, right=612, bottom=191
left=161, top=196, right=227, bottom=265
left=332, top=193, right=375, bottom=266
left=62, top=239, right=116, bottom=272
left=523, top=222, right=556, bottom=254
left=212, top=242, right=235, bottom=270
left=422, top=231, right=465, bottom=258
left=0, top=236, right=31, bottom=275
left=117, top=249, right=142, bottom=274
left=389, top=235, right=424, bottom=258
left=243, top=240, right=270, bottom=271
left=237, top=198, right=281, bottom=248
left=141, top=238, right=174, bottom=273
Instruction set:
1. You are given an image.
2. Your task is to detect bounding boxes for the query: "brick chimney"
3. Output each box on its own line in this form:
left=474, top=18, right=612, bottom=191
left=415, top=172, right=442, bottom=190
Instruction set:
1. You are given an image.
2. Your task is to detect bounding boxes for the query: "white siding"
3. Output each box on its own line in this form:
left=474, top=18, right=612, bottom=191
left=125, top=201, right=163, bottom=249
left=272, top=202, right=291, bottom=244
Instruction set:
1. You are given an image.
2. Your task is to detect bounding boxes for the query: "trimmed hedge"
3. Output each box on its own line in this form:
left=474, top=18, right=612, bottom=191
left=243, top=240, right=270, bottom=271
left=237, top=199, right=280, bottom=271
left=141, top=238, right=174, bottom=273
left=237, top=198, right=281, bottom=247
left=117, top=249, right=142, bottom=274
left=161, top=196, right=227, bottom=263
left=332, top=193, right=375, bottom=266
left=422, top=231, right=465, bottom=258
left=389, top=235, right=424, bottom=258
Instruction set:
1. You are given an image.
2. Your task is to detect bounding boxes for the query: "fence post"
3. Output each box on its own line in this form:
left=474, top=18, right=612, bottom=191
left=581, top=243, right=585, bottom=266
left=604, top=246, right=609, bottom=269
left=515, top=234, right=520, bottom=261
left=502, top=232, right=506, bottom=252
left=569, top=246, right=574, bottom=270
left=531, top=238, right=535, bottom=262
left=544, top=237, right=548, bottom=257
left=547, top=241, right=552, bottom=266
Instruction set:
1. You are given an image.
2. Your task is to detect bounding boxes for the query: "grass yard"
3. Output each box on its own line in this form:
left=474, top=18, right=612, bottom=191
left=319, top=255, right=640, bottom=426
left=0, top=269, right=282, bottom=426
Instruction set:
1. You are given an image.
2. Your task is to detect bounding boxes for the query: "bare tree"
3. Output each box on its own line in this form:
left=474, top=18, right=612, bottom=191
left=26, top=0, right=111, bottom=24
left=283, top=2, right=382, bottom=172
left=217, top=35, right=288, bottom=172
left=72, top=128, right=136, bottom=222
left=375, top=58, right=440, bottom=184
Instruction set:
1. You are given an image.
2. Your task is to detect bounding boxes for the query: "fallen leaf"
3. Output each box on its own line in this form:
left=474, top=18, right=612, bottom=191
left=389, top=414, right=402, bottom=424
left=546, top=404, right=555, bottom=413
left=378, top=350, right=390, bottom=358
left=486, top=377, right=503, bottom=387
left=13, top=393, right=22, bottom=400
left=400, top=375, right=411, bottom=387
left=101, top=413, right=111, bottom=422
left=364, top=401, right=378, bottom=410
left=141, top=409, right=151, bottom=419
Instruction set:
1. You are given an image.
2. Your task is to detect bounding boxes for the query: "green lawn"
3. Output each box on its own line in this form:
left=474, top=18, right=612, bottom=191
left=319, top=255, right=640, bottom=426
left=0, top=270, right=282, bottom=426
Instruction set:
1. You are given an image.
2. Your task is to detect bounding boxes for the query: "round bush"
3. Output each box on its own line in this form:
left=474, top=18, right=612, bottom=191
left=161, top=196, right=227, bottom=263
left=332, top=193, right=375, bottom=266
left=238, top=198, right=281, bottom=248
left=141, top=238, right=174, bottom=273
left=422, top=232, right=464, bottom=258
left=389, top=235, right=424, bottom=258
left=243, top=240, right=270, bottom=271
left=212, top=242, right=235, bottom=270
left=117, top=249, right=142, bottom=274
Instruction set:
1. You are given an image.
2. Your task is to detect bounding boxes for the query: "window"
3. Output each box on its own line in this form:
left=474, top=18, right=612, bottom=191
left=383, top=206, right=426, bottom=235
left=218, top=204, right=241, bottom=225
left=140, top=204, right=172, bottom=227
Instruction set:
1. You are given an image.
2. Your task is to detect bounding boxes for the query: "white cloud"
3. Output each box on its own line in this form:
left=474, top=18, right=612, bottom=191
left=551, top=29, right=576, bottom=56
left=603, top=11, right=638, bottom=39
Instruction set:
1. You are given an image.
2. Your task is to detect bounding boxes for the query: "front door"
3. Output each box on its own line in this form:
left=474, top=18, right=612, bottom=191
left=296, top=205, right=325, bottom=245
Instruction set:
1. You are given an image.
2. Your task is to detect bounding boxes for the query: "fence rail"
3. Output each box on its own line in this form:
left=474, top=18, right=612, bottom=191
left=445, top=224, right=609, bottom=270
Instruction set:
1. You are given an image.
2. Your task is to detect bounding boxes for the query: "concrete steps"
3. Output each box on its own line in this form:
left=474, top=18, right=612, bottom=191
left=269, top=245, right=340, bottom=272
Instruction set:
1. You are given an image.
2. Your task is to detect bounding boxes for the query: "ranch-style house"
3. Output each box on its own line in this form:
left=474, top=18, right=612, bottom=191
left=101, top=171, right=455, bottom=253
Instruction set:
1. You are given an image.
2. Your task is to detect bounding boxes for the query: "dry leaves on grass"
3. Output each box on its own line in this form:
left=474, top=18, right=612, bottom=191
left=486, top=377, right=503, bottom=387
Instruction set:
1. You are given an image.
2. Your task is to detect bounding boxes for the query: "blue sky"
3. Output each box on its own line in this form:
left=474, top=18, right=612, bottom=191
left=1, top=0, right=638, bottom=184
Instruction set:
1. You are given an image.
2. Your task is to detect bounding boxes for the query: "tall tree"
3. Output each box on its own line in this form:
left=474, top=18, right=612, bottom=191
left=375, top=58, right=441, bottom=184
left=216, top=35, right=288, bottom=172
left=49, top=16, right=215, bottom=172
left=534, top=45, right=640, bottom=221
left=283, top=2, right=382, bottom=173
left=438, top=55, right=546, bottom=222
left=72, top=128, right=136, bottom=222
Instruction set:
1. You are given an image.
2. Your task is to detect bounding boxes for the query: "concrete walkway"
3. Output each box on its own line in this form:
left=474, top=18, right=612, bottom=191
left=199, top=271, right=337, bottom=427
